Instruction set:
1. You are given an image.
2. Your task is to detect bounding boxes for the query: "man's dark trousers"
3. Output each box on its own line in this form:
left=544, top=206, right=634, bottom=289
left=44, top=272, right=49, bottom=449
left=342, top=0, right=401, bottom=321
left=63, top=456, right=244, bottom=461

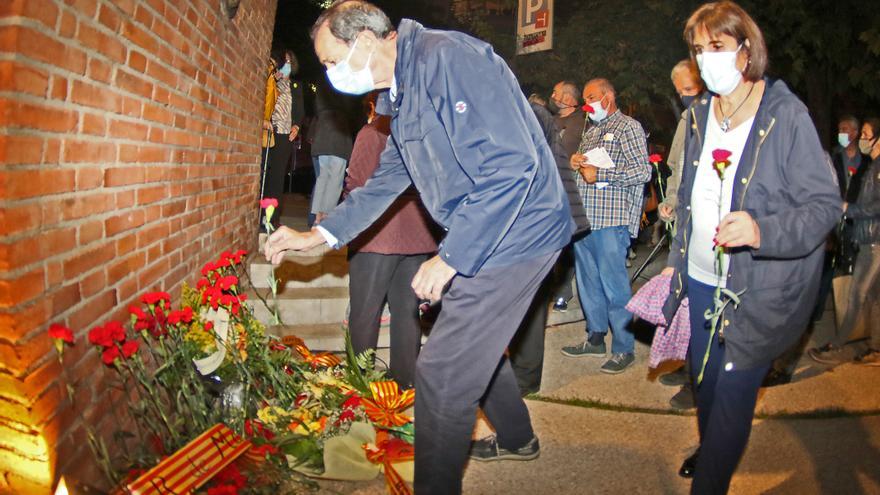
left=413, top=251, right=559, bottom=494
left=509, top=272, right=553, bottom=394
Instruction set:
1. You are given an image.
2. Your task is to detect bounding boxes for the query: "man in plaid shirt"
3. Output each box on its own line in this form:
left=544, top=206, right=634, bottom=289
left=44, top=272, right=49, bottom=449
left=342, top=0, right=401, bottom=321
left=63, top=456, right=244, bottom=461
left=561, top=78, right=650, bottom=374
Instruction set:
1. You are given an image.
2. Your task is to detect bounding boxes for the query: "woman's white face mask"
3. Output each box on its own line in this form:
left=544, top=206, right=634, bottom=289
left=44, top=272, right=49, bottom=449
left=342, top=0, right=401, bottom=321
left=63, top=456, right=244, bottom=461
left=696, top=44, right=743, bottom=96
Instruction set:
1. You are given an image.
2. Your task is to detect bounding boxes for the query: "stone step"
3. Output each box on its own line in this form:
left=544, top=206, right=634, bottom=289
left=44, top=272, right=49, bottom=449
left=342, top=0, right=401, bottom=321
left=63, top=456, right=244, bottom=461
left=248, top=254, right=349, bottom=289
left=246, top=287, right=349, bottom=326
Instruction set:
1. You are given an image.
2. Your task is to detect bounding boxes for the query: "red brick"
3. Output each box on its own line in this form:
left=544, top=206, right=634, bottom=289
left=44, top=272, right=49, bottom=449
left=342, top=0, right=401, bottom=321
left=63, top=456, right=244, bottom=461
left=45, top=260, right=64, bottom=287
left=62, top=243, right=114, bottom=279
left=104, top=166, right=144, bottom=187
left=62, top=140, right=115, bottom=164
left=115, top=190, right=134, bottom=209
left=49, top=75, right=68, bottom=101
left=136, top=184, right=167, bottom=206
left=79, top=113, right=106, bottom=136
left=43, top=138, right=61, bottom=163
left=75, top=167, right=103, bottom=190
left=64, top=0, right=98, bottom=18
left=116, top=69, right=153, bottom=98
left=144, top=103, right=174, bottom=127
left=106, top=251, right=144, bottom=281
left=97, top=3, right=121, bottom=33
left=104, top=210, right=145, bottom=237
left=19, top=0, right=60, bottom=31
left=66, top=289, right=116, bottom=334
left=71, top=80, right=121, bottom=113
left=0, top=135, right=44, bottom=166
left=0, top=268, right=45, bottom=308
left=115, top=233, right=136, bottom=256
left=60, top=192, right=114, bottom=222
left=1, top=227, right=76, bottom=270
left=0, top=204, right=41, bottom=237
left=133, top=3, right=154, bottom=28
left=128, top=50, right=147, bottom=73
left=136, top=221, right=169, bottom=249
left=86, top=58, right=113, bottom=84
left=0, top=99, right=78, bottom=133
left=78, top=220, right=103, bottom=244
left=137, top=258, right=168, bottom=288
left=120, top=21, right=157, bottom=53
left=50, top=283, right=81, bottom=318
left=57, top=10, right=76, bottom=38
left=78, top=270, right=105, bottom=298
left=3, top=168, right=76, bottom=200
left=145, top=60, right=178, bottom=89
left=0, top=61, right=49, bottom=98
left=107, top=119, right=148, bottom=141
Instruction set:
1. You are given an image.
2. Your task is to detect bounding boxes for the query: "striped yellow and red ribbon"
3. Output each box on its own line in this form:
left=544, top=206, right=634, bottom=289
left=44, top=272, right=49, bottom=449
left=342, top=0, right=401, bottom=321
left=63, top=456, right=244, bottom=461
left=361, top=381, right=415, bottom=428
left=294, top=343, right=342, bottom=369
left=363, top=430, right=415, bottom=495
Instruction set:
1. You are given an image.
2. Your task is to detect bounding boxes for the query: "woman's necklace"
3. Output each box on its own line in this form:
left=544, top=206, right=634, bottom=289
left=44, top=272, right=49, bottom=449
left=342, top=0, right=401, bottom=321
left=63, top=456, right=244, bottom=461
left=718, top=83, right=755, bottom=132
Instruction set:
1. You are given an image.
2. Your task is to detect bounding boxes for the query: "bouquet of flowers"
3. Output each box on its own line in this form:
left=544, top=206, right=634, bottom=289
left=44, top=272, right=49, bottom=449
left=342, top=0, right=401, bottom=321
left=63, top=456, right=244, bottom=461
left=49, top=248, right=415, bottom=494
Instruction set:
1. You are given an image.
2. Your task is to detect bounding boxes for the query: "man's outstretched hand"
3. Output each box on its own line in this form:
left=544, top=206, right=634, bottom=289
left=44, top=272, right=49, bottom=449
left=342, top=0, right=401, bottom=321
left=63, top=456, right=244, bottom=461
left=263, top=226, right=326, bottom=266
left=411, top=255, right=457, bottom=302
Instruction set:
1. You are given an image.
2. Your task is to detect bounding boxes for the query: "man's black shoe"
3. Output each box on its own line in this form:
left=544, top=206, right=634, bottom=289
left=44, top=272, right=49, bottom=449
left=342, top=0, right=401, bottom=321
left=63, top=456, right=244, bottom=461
left=679, top=449, right=699, bottom=478
left=469, top=436, right=540, bottom=462
left=659, top=367, right=690, bottom=387
left=762, top=368, right=792, bottom=387
left=669, top=384, right=695, bottom=410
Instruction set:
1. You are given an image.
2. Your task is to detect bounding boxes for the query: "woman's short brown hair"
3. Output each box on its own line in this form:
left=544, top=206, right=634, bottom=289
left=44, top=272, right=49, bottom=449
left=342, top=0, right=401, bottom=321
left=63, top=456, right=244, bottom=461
left=684, top=1, right=768, bottom=82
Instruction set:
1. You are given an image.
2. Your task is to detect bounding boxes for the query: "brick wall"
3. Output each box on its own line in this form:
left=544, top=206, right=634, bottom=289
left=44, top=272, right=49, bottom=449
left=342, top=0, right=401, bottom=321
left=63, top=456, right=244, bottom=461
left=0, top=0, right=277, bottom=492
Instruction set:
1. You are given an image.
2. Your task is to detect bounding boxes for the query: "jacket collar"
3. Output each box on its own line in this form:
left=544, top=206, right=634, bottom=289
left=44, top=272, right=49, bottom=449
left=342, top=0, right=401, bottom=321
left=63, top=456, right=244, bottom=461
left=391, top=19, right=423, bottom=109
left=690, top=77, right=792, bottom=144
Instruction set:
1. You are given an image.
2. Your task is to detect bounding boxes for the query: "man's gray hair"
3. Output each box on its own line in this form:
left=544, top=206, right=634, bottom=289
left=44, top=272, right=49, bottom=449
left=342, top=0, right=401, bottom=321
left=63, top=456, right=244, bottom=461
left=310, top=0, right=394, bottom=43
left=839, top=114, right=860, bottom=130
left=670, top=59, right=698, bottom=83
left=586, top=78, right=615, bottom=96
left=557, top=81, right=579, bottom=100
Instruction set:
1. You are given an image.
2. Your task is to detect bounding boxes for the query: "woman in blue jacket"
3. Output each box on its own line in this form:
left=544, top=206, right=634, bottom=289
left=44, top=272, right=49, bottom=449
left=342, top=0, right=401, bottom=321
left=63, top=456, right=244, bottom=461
left=660, top=2, right=843, bottom=493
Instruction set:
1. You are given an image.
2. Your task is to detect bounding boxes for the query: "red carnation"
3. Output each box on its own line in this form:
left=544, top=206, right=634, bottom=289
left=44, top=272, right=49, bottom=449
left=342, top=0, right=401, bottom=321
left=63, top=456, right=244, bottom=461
left=848, top=166, right=857, bottom=176
left=342, top=394, right=362, bottom=410
left=581, top=103, right=594, bottom=113
left=711, top=149, right=732, bottom=163
left=336, top=409, right=356, bottom=425
left=88, top=325, right=114, bottom=348
left=201, top=262, right=216, bottom=277
left=121, top=340, right=139, bottom=359
left=260, top=198, right=279, bottom=209
left=204, top=321, right=215, bottom=332
left=104, top=321, right=126, bottom=343
left=649, top=153, right=663, bottom=163
left=48, top=323, right=74, bottom=344
left=102, top=345, right=120, bottom=365
left=219, top=275, right=239, bottom=291
left=206, top=486, right=237, bottom=495
left=129, top=305, right=148, bottom=320
left=141, top=292, right=172, bottom=308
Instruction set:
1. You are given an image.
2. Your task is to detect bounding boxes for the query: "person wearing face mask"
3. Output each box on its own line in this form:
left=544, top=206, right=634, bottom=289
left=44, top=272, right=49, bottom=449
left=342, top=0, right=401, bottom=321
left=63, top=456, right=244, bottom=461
left=809, top=119, right=880, bottom=366
left=548, top=80, right=587, bottom=313
left=264, top=2, right=575, bottom=493
left=831, top=115, right=869, bottom=200
left=660, top=3, right=842, bottom=493
left=655, top=61, right=705, bottom=410
left=260, top=49, right=304, bottom=228
left=560, top=78, right=651, bottom=375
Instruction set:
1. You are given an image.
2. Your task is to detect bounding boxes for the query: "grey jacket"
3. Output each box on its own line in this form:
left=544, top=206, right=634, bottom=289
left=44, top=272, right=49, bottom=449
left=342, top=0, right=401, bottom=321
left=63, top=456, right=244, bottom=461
left=662, top=79, right=843, bottom=370
left=847, top=157, right=880, bottom=245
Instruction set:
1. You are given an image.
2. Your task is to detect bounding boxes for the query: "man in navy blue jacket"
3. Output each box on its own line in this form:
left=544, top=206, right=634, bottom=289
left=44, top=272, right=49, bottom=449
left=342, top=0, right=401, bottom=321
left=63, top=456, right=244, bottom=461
left=264, top=2, right=573, bottom=492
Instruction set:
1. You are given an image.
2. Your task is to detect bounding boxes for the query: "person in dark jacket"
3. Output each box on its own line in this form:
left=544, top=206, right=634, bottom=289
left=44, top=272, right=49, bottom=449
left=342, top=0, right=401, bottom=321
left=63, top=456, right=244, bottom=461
left=344, top=92, right=439, bottom=389
left=508, top=99, right=590, bottom=395
left=660, top=3, right=842, bottom=493
left=263, top=2, right=574, bottom=493
left=808, top=128, right=880, bottom=366
left=261, top=49, right=304, bottom=227
left=831, top=115, right=871, bottom=201
left=309, top=81, right=353, bottom=225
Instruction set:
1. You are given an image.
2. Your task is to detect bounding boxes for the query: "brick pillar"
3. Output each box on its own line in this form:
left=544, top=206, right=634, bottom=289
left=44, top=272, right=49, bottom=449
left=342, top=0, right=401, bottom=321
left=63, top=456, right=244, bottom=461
left=0, top=0, right=277, bottom=492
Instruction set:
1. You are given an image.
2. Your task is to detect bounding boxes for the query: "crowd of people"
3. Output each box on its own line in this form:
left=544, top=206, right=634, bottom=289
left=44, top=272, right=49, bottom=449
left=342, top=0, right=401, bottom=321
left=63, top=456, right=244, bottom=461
left=258, top=1, right=878, bottom=494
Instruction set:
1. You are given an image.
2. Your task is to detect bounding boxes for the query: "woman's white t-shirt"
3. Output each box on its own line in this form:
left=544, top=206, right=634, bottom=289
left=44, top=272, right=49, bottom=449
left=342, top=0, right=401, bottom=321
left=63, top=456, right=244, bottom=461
left=688, top=98, right=756, bottom=287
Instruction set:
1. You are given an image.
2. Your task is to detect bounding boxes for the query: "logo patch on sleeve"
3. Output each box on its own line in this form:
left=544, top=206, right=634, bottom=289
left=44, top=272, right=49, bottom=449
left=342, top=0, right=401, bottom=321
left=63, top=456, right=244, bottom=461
left=454, top=101, right=468, bottom=114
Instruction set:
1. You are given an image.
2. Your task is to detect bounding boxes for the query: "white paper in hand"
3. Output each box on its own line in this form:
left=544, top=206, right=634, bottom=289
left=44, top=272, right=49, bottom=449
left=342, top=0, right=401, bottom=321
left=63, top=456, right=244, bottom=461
left=584, top=147, right=615, bottom=169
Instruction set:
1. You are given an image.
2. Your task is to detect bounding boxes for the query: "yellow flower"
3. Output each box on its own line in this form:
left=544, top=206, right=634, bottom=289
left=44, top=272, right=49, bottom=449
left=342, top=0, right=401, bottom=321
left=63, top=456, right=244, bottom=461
left=257, top=406, right=291, bottom=425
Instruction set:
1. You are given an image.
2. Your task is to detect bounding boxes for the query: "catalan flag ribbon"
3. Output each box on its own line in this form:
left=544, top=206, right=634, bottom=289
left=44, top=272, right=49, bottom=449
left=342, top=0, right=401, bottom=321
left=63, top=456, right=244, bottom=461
left=363, top=430, right=415, bottom=495
left=126, top=424, right=251, bottom=495
left=361, top=381, right=415, bottom=427
left=295, top=343, right=342, bottom=369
